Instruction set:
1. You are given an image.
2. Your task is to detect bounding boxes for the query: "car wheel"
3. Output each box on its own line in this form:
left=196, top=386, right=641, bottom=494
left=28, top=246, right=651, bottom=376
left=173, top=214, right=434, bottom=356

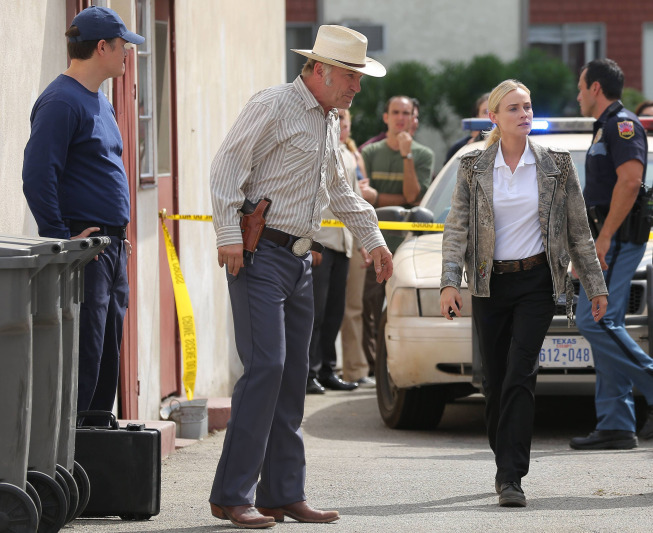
left=375, top=311, right=446, bottom=429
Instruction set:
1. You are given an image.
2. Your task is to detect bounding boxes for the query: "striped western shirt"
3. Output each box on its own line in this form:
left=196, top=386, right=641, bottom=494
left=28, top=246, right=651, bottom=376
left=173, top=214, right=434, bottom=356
left=209, top=76, right=385, bottom=253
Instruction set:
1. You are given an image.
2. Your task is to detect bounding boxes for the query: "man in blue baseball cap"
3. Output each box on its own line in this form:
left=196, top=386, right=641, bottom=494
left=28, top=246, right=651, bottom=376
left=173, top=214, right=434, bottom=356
left=23, top=6, right=144, bottom=419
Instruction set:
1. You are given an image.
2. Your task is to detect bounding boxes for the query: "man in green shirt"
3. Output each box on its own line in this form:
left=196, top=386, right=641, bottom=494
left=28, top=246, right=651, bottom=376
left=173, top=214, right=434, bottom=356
left=360, top=95, right=434, bottom=369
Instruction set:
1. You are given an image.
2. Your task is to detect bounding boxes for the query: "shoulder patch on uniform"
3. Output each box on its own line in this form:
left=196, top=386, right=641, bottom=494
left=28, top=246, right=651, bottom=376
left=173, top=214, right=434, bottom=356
left=617, top=120, right=635, bottom=139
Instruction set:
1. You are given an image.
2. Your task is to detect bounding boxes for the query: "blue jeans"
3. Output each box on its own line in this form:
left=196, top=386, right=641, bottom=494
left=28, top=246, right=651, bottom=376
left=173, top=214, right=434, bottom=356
left=77, top=237, right=129, bottom=413
left=576, top=237, right=653, bottom=432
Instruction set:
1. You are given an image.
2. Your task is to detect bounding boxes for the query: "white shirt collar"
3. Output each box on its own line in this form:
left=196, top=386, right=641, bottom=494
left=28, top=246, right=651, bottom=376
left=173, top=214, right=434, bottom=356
left=494, top=139, right=535, bottom=170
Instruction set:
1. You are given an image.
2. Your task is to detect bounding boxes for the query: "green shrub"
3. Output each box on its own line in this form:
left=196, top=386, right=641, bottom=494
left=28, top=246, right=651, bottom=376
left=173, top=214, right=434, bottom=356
left=351, top=61, right=440, bottom=145
left=350, top=50, right=642, bottom=145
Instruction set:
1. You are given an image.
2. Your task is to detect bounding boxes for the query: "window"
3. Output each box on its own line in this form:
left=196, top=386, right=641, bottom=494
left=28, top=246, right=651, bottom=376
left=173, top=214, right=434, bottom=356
left=342, top=23, right=384, bottom=53
left=286, top=24, right=315, bottom=82
left=137, top=0, right=155, bottom=186
left=643, top=23, right=653, bottom=99
left=529, top=24, right=605, bottom=76
left=155, top=16, right=171, bottom=175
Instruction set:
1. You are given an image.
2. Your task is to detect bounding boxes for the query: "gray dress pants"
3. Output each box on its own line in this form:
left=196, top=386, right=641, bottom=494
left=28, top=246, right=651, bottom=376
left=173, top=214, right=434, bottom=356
left=209, top=239, right=314, bottom=507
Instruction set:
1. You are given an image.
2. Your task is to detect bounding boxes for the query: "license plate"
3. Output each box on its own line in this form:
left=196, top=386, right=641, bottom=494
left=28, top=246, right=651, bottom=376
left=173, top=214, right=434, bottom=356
left=539, top=337, right=594, bottom=368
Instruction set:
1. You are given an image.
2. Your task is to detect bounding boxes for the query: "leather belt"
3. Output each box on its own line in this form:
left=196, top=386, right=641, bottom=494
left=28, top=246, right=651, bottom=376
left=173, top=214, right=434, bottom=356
left=492, top=251, right=547, bottom=274
left=261, top=227, right=324, bottom=257
left=65, top=220, right=127, bottom=240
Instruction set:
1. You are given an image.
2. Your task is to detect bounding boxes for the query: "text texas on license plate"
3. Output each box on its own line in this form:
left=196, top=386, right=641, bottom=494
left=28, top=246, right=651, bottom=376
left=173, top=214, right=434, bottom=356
left=539, top=336, right=594, bottom=368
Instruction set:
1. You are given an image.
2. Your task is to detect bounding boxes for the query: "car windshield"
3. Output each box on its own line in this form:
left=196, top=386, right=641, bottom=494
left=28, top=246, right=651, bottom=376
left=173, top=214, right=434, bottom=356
left=424, top=150, right=653, bottom=224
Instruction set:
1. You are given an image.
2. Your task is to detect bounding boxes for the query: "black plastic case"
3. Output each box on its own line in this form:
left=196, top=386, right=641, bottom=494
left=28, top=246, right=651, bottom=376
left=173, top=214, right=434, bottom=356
left=75, top=410, right=161, bottom=520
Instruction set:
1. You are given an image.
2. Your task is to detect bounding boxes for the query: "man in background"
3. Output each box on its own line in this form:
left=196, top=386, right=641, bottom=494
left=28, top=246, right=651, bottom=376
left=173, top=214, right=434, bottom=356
left=360, top=95, right=434, bottom=372
left=571, top=58, right=653, bottom=450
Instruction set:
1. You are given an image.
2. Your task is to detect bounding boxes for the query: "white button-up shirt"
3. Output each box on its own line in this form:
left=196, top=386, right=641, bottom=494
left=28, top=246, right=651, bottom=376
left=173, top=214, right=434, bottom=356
left=492, top=140, right=544, bottom=260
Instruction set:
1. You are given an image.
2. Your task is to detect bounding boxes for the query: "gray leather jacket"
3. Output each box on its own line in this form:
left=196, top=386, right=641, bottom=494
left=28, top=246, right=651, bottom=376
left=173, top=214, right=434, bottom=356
left=441, top=139, right=608, bottom=303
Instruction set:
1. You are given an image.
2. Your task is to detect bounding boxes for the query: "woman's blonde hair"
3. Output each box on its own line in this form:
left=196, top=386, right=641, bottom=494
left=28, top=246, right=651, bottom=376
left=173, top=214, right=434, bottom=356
left=485, top=79, right=530, bottom=147
left=338, top=109, right=359, bottom=153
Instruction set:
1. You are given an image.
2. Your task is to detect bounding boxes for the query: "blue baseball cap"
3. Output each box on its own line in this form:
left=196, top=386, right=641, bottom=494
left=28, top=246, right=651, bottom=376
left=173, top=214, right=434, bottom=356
left=68, top=6, right=145, bottom=45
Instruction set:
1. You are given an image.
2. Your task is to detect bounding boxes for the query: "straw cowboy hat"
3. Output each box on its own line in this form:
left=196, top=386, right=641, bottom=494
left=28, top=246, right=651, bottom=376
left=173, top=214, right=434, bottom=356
left=292, top=25, right=386, bottom=78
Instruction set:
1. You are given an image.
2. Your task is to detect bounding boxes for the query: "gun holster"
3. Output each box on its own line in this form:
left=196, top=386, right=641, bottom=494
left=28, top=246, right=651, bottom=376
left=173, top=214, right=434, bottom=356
left=239, top=198, right=272, bottom=253
left=587, top=206, right=606, bottom=240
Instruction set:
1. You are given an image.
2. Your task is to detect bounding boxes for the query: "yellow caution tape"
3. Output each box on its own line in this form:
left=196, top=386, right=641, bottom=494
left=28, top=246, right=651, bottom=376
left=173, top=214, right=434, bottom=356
left=159, top=212, right=197, bottom=400
left=163, top=214, right=653, bottom=238
left=160, top=212, right=445, bottom=232
left=320, top=218, right=444, bottom=231
left=163, top=214, right=213, bottom=222
left=158, top=209, right=652, bottom=401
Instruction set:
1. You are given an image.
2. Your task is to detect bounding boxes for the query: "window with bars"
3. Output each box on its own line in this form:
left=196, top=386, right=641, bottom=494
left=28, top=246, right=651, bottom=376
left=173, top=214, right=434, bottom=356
left=529, top=24, right=605, bottom=76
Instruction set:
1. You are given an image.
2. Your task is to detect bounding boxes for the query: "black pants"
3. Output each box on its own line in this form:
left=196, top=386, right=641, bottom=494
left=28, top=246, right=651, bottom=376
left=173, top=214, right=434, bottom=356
left=472, top=263, right=555, bottom=485
left=308, top=247, right=350, bottom=380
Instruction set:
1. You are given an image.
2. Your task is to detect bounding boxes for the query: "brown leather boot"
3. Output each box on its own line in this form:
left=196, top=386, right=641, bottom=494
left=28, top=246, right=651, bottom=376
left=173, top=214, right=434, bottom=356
left=256, top=500, right=339, bottom=523
left=211, top=503, right=276, bottom=528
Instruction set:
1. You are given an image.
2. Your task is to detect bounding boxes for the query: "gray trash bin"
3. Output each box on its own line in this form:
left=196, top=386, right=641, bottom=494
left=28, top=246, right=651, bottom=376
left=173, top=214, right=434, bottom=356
left=57, top=236, right=110, bottom=522
left=0, top=241, right=54, bottom=532
left=0, top=235, right=110, bottom=527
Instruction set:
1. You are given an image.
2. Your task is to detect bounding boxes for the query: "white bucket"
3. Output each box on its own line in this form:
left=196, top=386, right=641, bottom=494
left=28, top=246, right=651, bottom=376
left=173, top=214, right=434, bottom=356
left=168, top=399, right=208, bottom=439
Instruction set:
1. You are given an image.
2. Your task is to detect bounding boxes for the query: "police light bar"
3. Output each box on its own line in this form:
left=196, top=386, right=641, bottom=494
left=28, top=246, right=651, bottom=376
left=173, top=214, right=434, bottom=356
left=640, top=117, right=653, bottom=132
left=462, top=117, right=595, bottom=134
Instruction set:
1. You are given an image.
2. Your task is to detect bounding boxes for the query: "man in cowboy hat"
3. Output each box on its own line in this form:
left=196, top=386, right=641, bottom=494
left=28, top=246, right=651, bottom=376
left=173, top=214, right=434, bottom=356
left=208, top=25, right=391, bottom=529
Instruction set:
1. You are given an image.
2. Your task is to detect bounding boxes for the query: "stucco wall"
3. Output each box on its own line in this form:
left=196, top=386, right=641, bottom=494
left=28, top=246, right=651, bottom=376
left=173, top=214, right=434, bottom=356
left=174, top=1, right=286, bottom=398
left=0, top=0, right=67, bottom=236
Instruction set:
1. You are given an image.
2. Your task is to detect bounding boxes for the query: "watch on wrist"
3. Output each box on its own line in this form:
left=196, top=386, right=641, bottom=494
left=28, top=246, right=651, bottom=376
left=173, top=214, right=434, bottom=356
left=402, top=152, right=413, bottom=160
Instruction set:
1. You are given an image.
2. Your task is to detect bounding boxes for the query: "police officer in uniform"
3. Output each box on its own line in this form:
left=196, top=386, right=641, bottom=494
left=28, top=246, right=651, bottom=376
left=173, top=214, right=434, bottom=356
left=571, top=58, right=653, bottom=449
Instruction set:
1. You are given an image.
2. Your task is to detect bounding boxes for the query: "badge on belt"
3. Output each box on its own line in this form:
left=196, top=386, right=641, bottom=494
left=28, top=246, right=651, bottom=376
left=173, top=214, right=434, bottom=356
left=292, top=237, right=313, bottom=256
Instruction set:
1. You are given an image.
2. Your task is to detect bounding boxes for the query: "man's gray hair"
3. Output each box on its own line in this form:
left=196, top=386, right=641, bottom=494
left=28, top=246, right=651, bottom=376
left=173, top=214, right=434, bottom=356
left=301, top=58, right=333, bottom=79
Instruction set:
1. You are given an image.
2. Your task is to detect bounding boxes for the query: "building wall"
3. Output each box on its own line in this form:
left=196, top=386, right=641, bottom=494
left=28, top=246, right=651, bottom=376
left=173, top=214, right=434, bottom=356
left=174, top=0, right=286, bottom=400
left=322, top=0, right=524, bottom=68
left=287, top=0, right=316, bottom=23
left=0, top=0, right=67, bottom=236
left=531, top=0, right=653, bottom=91
left=0, top=0, right=286, bottom=420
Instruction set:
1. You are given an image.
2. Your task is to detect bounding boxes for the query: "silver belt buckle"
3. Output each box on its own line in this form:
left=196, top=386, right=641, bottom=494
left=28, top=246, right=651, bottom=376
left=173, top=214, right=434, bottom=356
left=292, top=237, right=313, bottom=256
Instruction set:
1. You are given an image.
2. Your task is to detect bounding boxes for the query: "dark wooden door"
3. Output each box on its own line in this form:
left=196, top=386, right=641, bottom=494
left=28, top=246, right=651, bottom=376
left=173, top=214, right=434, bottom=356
left=114, top=49, right=139, bottom=418
left=155, top=0, right=181, bottom=398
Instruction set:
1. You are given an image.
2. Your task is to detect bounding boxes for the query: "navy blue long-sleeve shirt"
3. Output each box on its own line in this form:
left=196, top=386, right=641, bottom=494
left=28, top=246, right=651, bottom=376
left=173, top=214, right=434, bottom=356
left=23, top=74, right=130, bottom=239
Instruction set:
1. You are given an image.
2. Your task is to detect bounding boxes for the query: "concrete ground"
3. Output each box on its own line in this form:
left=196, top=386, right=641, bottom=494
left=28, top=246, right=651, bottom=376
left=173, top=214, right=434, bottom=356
left=68, top=390, right=653, bottom=533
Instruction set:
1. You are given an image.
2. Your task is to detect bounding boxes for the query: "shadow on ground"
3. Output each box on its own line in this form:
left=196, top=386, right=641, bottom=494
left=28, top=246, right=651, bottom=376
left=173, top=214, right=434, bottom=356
left=301, top=391, right=634, bottom=447
left=336, top=490, right=653, bottom=516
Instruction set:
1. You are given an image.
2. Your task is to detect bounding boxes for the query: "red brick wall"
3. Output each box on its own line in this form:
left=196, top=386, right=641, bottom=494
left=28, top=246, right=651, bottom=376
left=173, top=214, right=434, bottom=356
left=531, top=0, right=653, bottom=90
left=286, top=0, right=317, bottom=23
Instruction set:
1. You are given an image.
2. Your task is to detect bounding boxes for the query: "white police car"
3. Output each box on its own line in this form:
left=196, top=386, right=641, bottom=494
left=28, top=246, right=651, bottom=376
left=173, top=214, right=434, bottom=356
left=376, top=117, right=653, bottom=429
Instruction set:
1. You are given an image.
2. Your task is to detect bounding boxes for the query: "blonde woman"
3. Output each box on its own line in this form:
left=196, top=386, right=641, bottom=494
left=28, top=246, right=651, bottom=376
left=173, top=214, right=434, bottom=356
left=440, top=79, right=608, bottom=507
left=338, top=109, right=377, bottom=386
